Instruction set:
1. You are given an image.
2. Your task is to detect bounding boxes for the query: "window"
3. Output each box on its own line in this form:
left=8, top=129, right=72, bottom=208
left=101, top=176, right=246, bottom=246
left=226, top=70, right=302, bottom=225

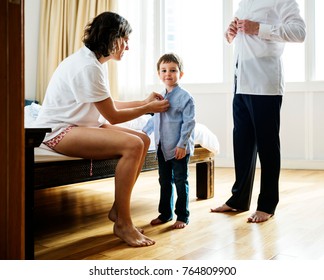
left=115, top=0, right=156, bottom=99
left=315, top=0, right=324, bottom=81
left=116, top=0, right=321, bottom=99
left=162, top=0, right=223, bottom=84
left=117, top=0, right=224, bottom=99
left=282, top=0, right=305, bottom=82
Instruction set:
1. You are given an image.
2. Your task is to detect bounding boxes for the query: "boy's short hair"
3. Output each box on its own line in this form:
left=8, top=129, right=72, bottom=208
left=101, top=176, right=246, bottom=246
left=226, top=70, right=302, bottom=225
left=157, top=53, right=183, bottom=72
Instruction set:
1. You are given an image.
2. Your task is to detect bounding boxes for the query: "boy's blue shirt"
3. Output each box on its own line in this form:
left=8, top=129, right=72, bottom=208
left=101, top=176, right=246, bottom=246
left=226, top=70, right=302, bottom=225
left=143, top=85, right=196, bottom=161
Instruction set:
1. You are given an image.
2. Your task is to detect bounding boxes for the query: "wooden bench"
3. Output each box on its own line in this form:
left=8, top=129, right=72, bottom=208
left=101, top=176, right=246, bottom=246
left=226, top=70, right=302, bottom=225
left=25, top=128, right=215, bottom=259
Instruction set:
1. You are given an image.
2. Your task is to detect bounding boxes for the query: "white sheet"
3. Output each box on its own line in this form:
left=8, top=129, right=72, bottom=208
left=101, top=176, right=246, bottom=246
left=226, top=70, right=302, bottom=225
left=35, top=144, right=82, bottom=163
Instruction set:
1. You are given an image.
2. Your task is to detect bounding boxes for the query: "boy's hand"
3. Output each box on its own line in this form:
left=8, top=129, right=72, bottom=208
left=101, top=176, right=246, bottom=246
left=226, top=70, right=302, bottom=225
left=175, top=147, right=186, bottom=160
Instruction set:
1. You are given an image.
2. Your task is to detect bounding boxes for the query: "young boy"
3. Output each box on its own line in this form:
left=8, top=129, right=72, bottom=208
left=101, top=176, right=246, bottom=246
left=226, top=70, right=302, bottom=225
left=143, top=53, right=195, bottom=229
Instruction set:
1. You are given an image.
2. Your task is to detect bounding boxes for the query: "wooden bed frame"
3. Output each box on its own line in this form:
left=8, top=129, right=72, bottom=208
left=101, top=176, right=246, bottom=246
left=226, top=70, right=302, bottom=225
left=33, top=144, right=215, bottom=200
left=25, top=128, right=215, bottom=259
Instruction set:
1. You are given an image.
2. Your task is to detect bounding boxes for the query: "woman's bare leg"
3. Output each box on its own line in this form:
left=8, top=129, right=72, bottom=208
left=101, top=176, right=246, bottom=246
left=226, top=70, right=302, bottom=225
left=101, top=124, right=150, bottom=228
left=54, top=125, right=155, bottom=246
left=101, top=124, right=151, bottom=178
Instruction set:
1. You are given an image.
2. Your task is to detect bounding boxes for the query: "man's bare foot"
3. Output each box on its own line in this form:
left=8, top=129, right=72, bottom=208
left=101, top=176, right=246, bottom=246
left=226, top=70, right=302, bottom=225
left=247, top=211, right=273, bottom=223
left=150, top=218, right=164, bottom=225
left=210, top=204, right=237, bottom=212
left=109, top=209, right=144, bottom=234
left=172, top=221, right=187, bottom=229
left=150, top=217, right=172, bottom=225
left=113, top=223, right=155, bottom=247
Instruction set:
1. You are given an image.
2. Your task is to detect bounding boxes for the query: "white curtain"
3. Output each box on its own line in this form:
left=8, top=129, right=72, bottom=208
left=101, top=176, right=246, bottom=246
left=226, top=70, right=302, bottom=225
left=115, top=0, right=160, bottom=100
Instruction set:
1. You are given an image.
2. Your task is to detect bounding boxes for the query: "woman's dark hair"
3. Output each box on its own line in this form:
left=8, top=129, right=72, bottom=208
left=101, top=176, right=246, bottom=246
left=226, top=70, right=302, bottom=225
left=82, top=11, right=132, bottom=59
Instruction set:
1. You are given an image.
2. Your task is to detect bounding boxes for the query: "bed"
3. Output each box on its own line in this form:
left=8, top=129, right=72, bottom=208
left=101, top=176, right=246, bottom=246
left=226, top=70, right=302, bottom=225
left=25, top=102, right=219, bottom=198
left=24, top=102, right=219, bottom=259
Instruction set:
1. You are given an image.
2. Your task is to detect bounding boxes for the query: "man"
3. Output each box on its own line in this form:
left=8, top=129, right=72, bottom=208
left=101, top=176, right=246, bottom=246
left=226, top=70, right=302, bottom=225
left=211, top=0, right=306, bottom=222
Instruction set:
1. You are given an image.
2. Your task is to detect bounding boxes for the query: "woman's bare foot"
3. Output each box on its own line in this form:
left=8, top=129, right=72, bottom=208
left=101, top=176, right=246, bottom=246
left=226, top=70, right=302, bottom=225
left=247, top=211, right=273, bottom=223
left=172, top=221, right=187, bottom=229
left=113, top=223, right=155, bottom=247
left=108, top=207, right=117, bottom=222
left=210, top=204, right=237, bottom=212
left=109, top=208, right=144, bottom=234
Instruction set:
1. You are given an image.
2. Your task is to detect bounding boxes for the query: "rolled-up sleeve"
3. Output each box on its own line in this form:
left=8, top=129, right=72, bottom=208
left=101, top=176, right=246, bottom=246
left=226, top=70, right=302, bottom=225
left=258, top=0, right=306, bottom=43
left=177, top=97, right=195, bottom=149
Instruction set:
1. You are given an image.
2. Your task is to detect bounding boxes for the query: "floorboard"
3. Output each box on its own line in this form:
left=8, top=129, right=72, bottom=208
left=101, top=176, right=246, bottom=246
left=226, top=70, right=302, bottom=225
left=34, top=167, right=324, bottom=260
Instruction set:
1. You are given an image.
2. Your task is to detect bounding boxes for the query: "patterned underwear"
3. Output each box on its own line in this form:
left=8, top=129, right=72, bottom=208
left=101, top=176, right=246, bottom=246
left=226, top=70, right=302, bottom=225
left=43, top=125, right=93, bottom=176
left=43, top=125, right=75, bottom=149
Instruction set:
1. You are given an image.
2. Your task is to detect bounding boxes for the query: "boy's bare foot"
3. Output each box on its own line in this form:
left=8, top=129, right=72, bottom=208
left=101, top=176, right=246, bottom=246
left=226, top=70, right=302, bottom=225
left=150, top=217, right=167, bottom=225
left=210, top=204, right=237, bottom=212
left=172, top=221, right=187, bottom=229
left=113, top=223, right=155, bottom=247
left=247, top=211, right=273, bottom=223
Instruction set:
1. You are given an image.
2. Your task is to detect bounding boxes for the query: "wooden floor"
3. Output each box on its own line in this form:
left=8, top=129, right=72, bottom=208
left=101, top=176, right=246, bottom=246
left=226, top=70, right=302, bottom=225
left=34, top=166, right=324, bottom=260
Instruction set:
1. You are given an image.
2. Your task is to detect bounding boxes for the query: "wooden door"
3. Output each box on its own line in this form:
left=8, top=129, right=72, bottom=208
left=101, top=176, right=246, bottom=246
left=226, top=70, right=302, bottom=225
left=0, top=0, right=25, bottom=259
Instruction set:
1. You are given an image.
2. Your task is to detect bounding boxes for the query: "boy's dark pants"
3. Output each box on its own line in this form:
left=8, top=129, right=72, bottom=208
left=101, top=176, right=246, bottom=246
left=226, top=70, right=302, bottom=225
left=157, top=145, right=190, bottom=224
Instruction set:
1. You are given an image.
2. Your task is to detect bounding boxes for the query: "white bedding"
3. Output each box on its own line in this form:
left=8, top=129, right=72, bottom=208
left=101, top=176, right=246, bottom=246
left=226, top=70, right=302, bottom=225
left=25, top=103, right=219, bottom=162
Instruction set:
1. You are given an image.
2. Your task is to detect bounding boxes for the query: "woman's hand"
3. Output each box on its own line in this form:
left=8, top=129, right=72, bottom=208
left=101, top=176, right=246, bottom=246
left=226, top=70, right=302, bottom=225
left=144, top=91, right=169, bottom=113
left=145, top=92, right=165, bottom=103
left=147, top=99, right=169, bottom=113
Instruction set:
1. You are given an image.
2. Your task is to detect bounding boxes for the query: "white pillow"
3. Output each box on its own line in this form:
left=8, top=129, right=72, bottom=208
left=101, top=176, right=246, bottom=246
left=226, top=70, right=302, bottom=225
left=24, top=102, right=41, bottom=127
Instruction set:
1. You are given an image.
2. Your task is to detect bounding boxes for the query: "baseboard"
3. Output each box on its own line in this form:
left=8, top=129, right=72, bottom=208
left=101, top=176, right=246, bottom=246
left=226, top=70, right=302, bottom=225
left=215, top=157, right=324, bottom=170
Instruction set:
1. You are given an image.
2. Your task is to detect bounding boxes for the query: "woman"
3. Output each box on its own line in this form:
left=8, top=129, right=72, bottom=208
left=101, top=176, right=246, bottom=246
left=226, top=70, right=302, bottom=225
left=34, top=11, right=169, bottom=246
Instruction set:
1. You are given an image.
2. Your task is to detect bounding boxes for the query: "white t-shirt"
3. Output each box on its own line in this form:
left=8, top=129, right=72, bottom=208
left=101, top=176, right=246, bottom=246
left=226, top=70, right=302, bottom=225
left=34, top=46, right=110, bottom=141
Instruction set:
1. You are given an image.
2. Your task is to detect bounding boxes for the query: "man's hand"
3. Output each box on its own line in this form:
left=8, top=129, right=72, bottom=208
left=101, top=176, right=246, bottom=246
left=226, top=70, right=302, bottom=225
left=225, top=17, right=238, bottom=43
left=237, top=19, right=260, bottom=35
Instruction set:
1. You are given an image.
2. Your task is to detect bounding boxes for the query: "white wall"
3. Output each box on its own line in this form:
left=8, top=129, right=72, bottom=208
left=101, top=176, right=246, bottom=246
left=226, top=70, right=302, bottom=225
left=24, top=0, right=41, bottom=100
left=280, top=87, right=324, bottom=169
left=189, top=84, right=324, bottom=170
left=24, top=1, right=324, bottom=170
